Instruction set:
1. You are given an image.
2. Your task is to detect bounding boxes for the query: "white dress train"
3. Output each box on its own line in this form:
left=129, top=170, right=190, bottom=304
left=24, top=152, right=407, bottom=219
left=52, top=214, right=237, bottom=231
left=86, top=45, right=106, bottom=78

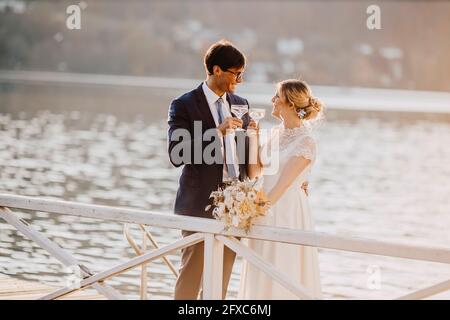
left=238, top=124, right=322, bottom=299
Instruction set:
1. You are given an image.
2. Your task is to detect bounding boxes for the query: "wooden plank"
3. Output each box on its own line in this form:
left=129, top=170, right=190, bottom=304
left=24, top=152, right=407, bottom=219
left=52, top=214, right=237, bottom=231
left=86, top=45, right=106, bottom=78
left=1, top=193, right=450, bottom=264
left=0, top=274, right=105, bottom=300
left=203, top=233, right=224, bottom=300
left=0, top=285, right=51, bottom=292
left=217, top=235, right=316, bottom=300
left=2, top=292, right=105, bottom=300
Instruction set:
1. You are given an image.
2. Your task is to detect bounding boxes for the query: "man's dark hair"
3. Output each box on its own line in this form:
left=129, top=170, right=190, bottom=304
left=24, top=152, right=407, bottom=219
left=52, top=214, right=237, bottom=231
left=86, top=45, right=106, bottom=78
left=204, top=40, right=246, bottom=75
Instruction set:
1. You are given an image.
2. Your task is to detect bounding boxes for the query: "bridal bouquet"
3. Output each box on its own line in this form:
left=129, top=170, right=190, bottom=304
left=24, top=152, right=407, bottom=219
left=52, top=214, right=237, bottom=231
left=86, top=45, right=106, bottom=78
left=205, top=178, right=270, bottom=233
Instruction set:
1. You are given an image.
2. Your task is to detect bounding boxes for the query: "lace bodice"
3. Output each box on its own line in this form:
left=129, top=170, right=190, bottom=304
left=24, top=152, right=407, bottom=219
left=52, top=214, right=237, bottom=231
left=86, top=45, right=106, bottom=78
left=260, top=123, right=317, bottom=194
left=266, top=123, right=317, bottom=163
left=278, top=125, right=316, bottom=162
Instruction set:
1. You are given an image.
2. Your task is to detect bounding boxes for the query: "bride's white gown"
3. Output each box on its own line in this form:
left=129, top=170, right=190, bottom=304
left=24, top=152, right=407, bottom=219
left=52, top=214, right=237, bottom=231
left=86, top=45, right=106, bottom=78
left=238, top=124, right=322, bottom=299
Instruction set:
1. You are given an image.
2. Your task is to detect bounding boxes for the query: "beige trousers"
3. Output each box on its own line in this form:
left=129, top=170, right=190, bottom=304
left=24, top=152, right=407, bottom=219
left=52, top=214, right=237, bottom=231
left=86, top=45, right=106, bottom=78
left=174, top=230, right=237, bottom=300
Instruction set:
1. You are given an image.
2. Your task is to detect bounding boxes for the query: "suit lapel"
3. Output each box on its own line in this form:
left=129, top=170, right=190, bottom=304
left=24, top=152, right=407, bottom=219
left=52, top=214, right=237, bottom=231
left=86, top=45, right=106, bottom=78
left=225, top=93, right=233, bottom=113
left=195, top=83, right=217, bottom=130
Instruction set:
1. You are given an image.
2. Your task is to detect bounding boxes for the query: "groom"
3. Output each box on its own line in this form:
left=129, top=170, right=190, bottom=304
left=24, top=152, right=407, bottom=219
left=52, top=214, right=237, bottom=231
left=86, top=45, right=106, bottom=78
left=167, top=40, right=253, bottom=299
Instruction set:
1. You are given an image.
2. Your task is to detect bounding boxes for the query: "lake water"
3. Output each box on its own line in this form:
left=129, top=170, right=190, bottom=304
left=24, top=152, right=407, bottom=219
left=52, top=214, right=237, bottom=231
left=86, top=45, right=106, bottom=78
left=1, top=83, right=450, bottom=299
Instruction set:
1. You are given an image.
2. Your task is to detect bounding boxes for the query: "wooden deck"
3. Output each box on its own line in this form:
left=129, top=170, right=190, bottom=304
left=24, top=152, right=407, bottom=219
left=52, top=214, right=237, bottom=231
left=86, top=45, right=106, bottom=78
left=0, top=274, right=106, bottom=300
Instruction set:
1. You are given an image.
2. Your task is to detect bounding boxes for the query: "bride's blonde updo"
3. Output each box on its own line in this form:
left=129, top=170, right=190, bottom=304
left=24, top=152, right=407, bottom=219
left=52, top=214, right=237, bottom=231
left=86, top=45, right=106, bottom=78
left=278, top=79, right=323, bottom=121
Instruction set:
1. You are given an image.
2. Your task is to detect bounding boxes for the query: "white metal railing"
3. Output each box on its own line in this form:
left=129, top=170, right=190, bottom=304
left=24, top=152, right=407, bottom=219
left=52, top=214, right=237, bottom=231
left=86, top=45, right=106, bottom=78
left=1, top=193, right=450, bottom=300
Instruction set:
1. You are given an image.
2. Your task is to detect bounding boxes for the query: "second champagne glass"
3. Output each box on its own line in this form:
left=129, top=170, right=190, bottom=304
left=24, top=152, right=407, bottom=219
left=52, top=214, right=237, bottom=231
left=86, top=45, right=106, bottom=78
left=249, top=108, right=266, bottom=125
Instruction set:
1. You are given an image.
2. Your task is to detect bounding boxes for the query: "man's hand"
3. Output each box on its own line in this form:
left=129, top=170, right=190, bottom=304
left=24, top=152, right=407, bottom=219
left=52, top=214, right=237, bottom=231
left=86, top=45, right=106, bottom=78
left=217, top=117, right=243, bottom=135
left=301, top=181, right=309, bottom=196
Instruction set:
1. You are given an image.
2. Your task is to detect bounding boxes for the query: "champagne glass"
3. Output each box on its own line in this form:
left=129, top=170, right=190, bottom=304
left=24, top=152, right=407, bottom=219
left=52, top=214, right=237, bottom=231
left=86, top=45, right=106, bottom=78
left=230, top=104, right=248, bottom=131
left=249, top=108, right=266, bottom=125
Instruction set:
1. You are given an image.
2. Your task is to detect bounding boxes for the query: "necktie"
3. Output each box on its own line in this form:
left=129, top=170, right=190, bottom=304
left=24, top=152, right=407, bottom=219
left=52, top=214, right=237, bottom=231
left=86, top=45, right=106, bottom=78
left=216, top=98, right=237, bottom=179
left=216, top=97, right=225, bottom=123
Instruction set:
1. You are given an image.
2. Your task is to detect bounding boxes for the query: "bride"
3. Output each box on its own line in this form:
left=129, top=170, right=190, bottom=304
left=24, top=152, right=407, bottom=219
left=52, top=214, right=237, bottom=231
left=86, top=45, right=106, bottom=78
left=239, top=79, right=323, bottom=299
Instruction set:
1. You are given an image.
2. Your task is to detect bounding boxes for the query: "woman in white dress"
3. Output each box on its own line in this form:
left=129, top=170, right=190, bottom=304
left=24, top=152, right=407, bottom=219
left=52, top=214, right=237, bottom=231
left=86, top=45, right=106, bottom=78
left=239, top=79, right=323, bottom=299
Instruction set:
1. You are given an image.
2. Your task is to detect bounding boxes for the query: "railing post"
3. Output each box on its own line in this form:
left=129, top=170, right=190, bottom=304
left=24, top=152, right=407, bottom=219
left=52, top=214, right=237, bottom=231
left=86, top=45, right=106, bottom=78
left=140, top=229, right=148, bottom=300
left=203, top=233, right=223, bottom=300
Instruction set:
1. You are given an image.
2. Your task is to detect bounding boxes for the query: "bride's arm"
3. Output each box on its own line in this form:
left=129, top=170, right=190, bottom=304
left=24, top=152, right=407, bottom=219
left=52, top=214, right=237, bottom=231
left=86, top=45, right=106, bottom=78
left=267, top=135, right=316, bottom=205
left=247, top=125, right=263, bottom=180
left=266, top=156, right=311, bottom=206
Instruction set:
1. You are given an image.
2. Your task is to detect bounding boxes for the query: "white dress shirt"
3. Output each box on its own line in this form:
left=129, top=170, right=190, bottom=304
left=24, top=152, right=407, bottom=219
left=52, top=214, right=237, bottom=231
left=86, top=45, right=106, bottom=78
left=202, top=81, right=240, bottom=180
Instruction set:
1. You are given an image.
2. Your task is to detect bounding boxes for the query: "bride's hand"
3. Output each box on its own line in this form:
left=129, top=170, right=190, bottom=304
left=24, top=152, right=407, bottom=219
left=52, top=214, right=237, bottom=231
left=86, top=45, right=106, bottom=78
left=247, top=120, right=259, bottom=136
left=301, top=181, right=309, bottom=196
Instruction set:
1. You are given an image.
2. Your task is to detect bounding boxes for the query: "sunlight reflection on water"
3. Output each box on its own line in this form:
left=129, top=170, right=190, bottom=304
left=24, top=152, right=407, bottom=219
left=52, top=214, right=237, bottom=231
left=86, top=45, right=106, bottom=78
left=1, top=110, right=450, bottom=299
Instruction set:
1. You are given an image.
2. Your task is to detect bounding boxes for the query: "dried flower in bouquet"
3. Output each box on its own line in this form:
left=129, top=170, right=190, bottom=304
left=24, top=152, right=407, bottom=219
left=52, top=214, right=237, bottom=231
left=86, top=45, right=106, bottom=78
left=205, top=178, right=270, bottom=233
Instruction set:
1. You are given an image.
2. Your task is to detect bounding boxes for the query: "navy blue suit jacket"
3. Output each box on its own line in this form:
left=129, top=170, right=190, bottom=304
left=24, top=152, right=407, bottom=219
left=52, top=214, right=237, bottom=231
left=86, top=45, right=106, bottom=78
left=167, top=83, right=251, bottom=218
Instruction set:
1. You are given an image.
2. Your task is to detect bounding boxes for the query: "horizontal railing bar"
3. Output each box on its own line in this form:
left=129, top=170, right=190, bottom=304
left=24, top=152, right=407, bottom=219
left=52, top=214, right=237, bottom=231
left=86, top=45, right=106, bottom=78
left=1, top=193, right=450, bottom=264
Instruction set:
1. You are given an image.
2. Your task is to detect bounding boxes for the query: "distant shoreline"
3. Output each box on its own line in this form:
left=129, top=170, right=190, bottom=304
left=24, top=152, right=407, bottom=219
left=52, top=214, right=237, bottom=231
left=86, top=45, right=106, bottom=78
left=1, top=70, right=450, bottom=122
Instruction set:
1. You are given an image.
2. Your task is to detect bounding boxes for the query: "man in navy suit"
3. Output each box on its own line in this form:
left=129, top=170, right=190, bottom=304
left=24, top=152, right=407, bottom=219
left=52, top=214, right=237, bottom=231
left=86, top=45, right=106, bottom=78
left=168, top=40, right=255, bottom=299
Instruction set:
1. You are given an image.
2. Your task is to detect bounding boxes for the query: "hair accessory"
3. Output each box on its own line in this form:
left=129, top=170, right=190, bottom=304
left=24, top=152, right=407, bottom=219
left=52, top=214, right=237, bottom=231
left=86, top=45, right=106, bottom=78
left=297, top=109, right=307, bottom=119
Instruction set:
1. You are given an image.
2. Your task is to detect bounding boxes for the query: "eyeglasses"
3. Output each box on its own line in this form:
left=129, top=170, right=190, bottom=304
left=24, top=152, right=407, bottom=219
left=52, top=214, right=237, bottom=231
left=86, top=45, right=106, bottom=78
left=225, top=69, right=244, bottom=81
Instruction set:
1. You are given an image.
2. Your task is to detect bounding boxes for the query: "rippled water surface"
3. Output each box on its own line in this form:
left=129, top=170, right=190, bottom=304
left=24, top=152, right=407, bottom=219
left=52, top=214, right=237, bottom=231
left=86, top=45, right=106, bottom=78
left=1, top=109, right=450, bottom=299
